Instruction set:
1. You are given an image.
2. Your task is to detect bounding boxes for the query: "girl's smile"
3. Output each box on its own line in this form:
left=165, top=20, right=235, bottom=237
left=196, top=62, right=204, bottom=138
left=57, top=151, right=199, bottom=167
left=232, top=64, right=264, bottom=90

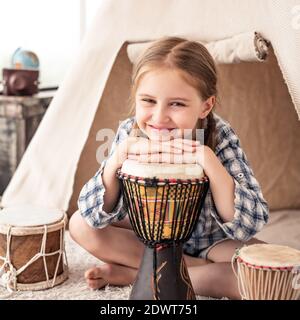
left=147, top=124, right=175, bottom=130
left=146, top=124, right=180, bottom=140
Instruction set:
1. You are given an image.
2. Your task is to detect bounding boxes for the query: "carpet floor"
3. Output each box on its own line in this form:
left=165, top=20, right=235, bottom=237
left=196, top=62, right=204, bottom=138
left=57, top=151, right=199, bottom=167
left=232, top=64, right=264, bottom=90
left=1, top=232, right=224, bottom=300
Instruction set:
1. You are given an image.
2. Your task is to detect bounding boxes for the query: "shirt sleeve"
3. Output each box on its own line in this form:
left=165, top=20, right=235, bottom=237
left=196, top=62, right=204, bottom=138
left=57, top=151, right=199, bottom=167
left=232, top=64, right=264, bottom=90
left=210, top=126, right=269, bottom=242
left=77, top=118, right=134, bottom=228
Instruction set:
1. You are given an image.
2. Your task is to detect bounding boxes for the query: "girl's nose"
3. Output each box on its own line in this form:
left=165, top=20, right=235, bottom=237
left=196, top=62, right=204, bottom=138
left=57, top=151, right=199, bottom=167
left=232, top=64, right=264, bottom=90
left=152, top=104, right=170, bottom=123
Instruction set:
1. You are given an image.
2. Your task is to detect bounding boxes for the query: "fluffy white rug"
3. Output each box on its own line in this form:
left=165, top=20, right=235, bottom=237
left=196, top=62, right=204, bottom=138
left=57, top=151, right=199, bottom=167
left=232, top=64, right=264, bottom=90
left=1, top=232, right=223, bottom=300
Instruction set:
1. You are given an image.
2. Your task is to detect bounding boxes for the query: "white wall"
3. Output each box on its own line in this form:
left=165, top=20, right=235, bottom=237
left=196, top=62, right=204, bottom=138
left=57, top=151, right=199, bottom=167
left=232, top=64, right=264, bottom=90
left=0, top=0, right=103, bottom=89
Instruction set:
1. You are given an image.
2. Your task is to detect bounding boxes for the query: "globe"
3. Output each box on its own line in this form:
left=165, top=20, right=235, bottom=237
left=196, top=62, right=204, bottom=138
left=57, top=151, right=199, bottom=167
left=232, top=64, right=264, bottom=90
left=11, top=48, right=39, bottom=70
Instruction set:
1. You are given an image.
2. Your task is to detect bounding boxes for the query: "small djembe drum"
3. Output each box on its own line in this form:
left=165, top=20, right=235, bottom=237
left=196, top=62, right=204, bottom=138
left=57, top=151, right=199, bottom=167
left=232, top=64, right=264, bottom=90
left=0, top=205, right=68, bottom=292
left=232, top=244, right=300, bottom=300
left=117, top=159, right=209, bottom=300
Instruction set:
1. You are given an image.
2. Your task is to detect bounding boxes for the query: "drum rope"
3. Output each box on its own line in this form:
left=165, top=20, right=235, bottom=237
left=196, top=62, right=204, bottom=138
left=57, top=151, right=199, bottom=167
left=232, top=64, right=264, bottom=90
left=0, top=226, right=16, bottom=295
left=231, top=248, right=247, bottom=300
left=153, top=246, right=158, bottom=300
left=0, top=218, right=68, bottom=294
left=123, top=179, right=141, bottom=239
left=42, top=225, right=50, bottom=287
left=51, top=219, right=68, bottom=288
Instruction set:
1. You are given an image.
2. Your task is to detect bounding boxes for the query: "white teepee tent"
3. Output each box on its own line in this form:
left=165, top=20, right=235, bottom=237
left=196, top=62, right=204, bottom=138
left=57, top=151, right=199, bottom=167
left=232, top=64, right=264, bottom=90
left=1, top=0, right=300, bottom=231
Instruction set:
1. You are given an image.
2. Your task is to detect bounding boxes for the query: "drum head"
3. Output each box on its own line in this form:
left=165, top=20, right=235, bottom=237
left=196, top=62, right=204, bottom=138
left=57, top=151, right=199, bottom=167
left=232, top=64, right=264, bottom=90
left=121, top=159, right=204, bottom=179
left=239, top=244, right=300, bottom=268
left=0, top=205, right=64, bottom=227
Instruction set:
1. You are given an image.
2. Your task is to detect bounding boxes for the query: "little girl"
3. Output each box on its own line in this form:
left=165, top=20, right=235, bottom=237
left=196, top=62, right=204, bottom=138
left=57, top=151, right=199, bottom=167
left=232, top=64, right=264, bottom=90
left=69, top=36, right=269, bottom=299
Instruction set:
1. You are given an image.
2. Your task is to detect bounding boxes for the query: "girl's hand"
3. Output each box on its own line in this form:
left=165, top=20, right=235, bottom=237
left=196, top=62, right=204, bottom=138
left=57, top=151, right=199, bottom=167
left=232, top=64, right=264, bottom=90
left=123, top=138, right=207, bottom=168
left=113, top=137, right=188, bottom=167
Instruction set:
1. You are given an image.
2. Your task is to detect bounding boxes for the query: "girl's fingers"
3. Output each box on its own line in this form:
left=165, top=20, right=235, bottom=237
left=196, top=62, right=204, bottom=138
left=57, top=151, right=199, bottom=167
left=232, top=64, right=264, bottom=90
left=127, top=137, right=201, bottom=156
left=128, top=140, right=181, bottom=155
left=127, top=154, right=139, bottom=160
left=146, top=139, right=198, bottom=154
left=161, top=140, right=199, bottom=153
left=131, top=152, right=199, bottom=164
left=172, top=138, right=200, bottom=146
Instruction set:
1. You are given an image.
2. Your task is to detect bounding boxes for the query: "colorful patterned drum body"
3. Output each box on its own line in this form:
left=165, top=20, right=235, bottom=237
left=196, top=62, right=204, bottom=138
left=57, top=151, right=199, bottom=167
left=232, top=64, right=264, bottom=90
left=133, top=182, right=202, bottom=241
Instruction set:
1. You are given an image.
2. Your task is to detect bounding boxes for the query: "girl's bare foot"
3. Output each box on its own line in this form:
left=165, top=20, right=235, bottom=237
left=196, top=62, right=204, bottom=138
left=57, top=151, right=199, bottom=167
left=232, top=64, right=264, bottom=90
left=84, top=263, right=137, bottom=290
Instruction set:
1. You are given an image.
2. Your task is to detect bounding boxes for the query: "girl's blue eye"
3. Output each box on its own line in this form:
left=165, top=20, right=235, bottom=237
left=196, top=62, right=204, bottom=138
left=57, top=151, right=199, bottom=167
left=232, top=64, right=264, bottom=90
left=141, top=99, right=186, bottom=107
left=141, top=99, right=155, bottom=104
left=171, top=102, right=186, bottom=107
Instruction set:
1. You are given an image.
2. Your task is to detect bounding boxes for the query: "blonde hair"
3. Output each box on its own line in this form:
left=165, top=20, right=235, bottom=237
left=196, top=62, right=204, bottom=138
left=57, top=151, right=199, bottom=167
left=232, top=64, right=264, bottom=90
left=127, top=36, right=218, bottom=151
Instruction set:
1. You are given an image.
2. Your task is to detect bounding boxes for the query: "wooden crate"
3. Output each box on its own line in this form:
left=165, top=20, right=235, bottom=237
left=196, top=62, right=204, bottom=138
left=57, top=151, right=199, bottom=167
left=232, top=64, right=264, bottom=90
left=0, top=90, right=55, bottom=194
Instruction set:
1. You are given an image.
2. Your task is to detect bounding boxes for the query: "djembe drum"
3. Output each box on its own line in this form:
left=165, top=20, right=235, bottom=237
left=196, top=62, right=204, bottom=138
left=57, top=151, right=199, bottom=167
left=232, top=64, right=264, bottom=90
left=117, top=159, right=209, bottom=300
left=232, top=244, right=300, bottom=300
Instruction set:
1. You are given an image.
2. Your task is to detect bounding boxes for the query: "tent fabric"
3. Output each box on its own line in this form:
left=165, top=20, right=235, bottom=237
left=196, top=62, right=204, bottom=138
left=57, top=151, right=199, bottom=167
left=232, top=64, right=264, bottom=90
left=127, top=31, right=270, bottom=65
left=1, top=0, right=300, bottom=214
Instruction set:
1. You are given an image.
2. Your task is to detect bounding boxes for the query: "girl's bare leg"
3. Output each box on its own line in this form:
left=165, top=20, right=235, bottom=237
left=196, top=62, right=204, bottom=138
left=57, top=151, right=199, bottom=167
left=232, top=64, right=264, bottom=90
left=194, top=237, right=266, bottom=299
left=69, top=211, right=264, bottom=298
left=207, top=237, right=265, bottom=262
left=69, top=211, right=210, bottom=289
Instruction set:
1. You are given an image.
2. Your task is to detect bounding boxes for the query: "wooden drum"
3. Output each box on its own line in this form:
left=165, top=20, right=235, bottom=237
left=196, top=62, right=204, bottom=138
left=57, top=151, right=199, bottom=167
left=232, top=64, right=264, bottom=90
left=232, top=244, right=300, bottom=300
left=0, top=205, right=68, bottom=291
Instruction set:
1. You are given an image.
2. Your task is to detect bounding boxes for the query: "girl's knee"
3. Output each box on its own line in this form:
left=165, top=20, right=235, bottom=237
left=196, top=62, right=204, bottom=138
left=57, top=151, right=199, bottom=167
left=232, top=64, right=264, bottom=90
left=184, top=254, right=211, bottom=267
left=246, top=237, right=266, bottom=245
left=69, top=210, right=88, bottom=242
left=69, top=211, right=110, bottom=249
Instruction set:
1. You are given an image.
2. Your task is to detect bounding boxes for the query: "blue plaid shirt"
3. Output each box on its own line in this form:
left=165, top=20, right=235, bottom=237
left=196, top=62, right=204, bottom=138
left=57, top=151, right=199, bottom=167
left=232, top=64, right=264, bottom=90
left=78, top=113, right=269, bottom=258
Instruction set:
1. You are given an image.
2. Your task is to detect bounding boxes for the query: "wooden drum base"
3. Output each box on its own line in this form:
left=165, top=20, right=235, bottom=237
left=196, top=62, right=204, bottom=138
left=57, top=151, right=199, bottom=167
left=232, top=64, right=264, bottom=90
left=130, top=244, right=195, bottom=300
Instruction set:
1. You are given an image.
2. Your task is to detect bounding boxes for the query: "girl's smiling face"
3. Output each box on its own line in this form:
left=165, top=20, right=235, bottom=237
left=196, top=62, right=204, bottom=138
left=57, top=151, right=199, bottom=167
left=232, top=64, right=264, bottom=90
left=135, top=68, right=214, bottom=141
